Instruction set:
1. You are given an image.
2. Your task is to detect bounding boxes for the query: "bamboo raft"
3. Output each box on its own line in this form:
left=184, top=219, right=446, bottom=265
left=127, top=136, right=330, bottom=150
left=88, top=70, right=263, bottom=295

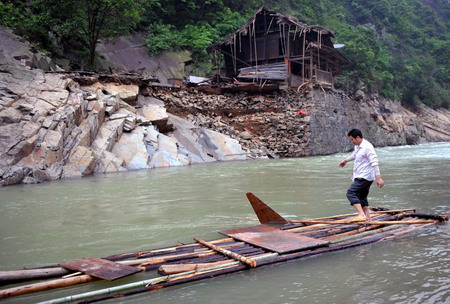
left=0, top=192, right=448, bottom=303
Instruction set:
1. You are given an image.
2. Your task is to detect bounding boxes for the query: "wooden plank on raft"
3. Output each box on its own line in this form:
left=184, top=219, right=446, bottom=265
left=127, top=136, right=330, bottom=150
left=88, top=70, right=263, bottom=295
left=220, top=224, right=329, bottom=253
left=60, top=258, right=140, bottom=281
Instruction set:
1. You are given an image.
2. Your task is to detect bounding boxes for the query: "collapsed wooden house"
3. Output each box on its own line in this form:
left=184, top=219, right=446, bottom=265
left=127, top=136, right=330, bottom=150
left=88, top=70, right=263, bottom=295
left=208, top=7, right=350, bottom=88
left=0, top=193, right=448, bottom=303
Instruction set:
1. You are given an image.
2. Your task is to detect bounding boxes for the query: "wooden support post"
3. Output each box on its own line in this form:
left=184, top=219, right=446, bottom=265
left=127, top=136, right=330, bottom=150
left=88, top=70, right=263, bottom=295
left=194, top=238, right=257, bottom=267
left=302, top=29, right=306, bottom=82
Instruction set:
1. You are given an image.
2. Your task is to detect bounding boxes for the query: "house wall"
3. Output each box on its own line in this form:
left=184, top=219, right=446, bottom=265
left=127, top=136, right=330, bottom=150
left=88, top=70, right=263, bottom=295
left=218, top=12, right=346, bottom=83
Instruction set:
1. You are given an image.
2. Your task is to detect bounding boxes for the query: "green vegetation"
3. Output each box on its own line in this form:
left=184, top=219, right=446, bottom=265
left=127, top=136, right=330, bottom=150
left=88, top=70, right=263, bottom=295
left=1, top=0, right=448, bottom=108
left=143, top=1, right=249, bottom=74
left=0, top=1, right=24, bottom=29
left=333, top=0, right=450, bottom=108
left=2, top=0, right=144, bottom=68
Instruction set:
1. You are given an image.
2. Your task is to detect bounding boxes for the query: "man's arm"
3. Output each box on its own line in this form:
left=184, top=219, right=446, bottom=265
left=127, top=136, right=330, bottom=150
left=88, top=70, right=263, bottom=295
left=339, top=155, right=355, bottom=167
left=373, top=165, right=385, bottom=188
left=367, top=147, right=385, bottom=188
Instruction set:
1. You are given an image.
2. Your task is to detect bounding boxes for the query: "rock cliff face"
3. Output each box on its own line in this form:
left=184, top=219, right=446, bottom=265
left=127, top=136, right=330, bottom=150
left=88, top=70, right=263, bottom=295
left=307, top=90, right=450, bottom=154
left=0, top=31, right=248, bottom=186
left=0, top=64, right=247, bottom=186
left=1, top=27, right=450, bottom=187
left=96, top=33, right=191, bottom=83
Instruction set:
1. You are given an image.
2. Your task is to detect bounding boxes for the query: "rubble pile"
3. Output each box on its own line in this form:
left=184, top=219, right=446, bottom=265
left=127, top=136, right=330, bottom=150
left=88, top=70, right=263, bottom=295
left=145, top=88, right=313, bottom=158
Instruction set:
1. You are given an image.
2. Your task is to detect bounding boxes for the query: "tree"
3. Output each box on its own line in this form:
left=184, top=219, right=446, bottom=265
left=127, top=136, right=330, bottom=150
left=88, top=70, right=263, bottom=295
left=32, top=0, right=144, bottom=68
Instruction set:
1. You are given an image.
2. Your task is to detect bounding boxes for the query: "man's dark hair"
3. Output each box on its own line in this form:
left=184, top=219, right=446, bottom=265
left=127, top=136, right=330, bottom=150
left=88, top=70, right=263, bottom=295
left=348, top=129, right=363, bottom=138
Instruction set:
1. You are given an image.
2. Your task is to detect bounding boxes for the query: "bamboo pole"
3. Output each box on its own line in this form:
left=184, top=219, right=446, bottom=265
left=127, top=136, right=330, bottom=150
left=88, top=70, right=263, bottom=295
left=286, top=213, right=393, bottom=233
left=194, top=238, right=257, bottom=267
left=0, top=275, right=99, bottom=299
left=290, top=214, right=399, bottom=240
left=381, top=223, right=436, bottom=240
left=238, top=209, right=414, bottom=223
left=306, top=209, right=415, bottom=221
left=62, top=271, right=82, bottom=279
left=98, top=237, right=234, bottom=261
left=134, top=237, right=234, bottom=258
left=137, top=250, right=216, bottom=266
left=0, top=268, right=72, bottom=284
left=291, top=219, right=437, bottom=226
left=327, top=224, right=402, bottom=243
left=322, top=224, right=383, bottom=242
left=158, top=259, right=235, bottom=275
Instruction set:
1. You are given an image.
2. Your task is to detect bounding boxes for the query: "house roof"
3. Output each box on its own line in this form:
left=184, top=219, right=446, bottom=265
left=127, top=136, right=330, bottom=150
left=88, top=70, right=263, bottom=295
left=208, top=7, right=335, bottom=51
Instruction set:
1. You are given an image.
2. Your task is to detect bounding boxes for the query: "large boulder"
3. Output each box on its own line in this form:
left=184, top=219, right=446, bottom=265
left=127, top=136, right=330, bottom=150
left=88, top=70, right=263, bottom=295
left=112, top=126, right=149, bottom=170
left=0, top=25, right=35, bottom=66
left=137, top=96, right=165, bottom=107
left=137, top=102, right=170, bottom=131
left=0, top=121, right=40, bottom=167
left=94, top=150, right=125, bottom=173
left=85, top=82, right=139, bottom=105
left=148, top=133, right=190, bottom=168
left=201, top=129, right=246, bottom=161
left=167, top=114, right=247, bottom=163
left=0, top=166, right=24, bottom=186
left=91, top=118, right=125, bottom=152
left=167, top=114, right=216, bottom=163
left=0, top=107, right=23, bottom=124
left=63, top=145, right=97, bottom=178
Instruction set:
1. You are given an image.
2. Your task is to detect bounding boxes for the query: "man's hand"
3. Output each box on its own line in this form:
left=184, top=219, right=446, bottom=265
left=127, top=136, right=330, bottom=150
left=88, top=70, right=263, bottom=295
left=376, top=176, right=385, bottom=188
left=339, top=159, right=347, bottom=167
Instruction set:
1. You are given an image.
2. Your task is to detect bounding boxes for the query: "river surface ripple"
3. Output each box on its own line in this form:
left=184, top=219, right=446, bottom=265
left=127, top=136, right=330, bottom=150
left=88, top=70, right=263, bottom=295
left=0, top=142, right=449, bottom=304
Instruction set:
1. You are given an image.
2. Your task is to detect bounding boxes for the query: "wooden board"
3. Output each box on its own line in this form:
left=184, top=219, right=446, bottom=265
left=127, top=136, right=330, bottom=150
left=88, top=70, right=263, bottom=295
left=60, top=258, right=140, bottom=281
left=220, top=224, right=329, bottom=253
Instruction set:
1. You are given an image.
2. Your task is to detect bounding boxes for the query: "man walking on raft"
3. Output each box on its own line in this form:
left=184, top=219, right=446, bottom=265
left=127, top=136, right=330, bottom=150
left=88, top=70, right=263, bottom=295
left=339, top=129, right=385, bottom=221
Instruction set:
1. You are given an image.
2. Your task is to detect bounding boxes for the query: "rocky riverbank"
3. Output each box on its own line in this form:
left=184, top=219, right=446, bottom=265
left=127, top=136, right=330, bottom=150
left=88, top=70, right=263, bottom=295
left=146, top=84, right=450, bottom=157
left=0, top=68, right=250, bottom=186
left=1, top=26, right=450, bottom=187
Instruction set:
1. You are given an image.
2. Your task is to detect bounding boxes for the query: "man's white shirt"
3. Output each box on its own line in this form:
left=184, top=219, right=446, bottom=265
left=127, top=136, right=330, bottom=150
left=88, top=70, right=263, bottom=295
left=348, top=139, right=379, bottom=181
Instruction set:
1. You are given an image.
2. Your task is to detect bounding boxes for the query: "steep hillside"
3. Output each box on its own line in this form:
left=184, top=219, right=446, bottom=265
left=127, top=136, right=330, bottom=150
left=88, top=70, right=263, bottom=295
left=1, top=1, right=448, bottom=108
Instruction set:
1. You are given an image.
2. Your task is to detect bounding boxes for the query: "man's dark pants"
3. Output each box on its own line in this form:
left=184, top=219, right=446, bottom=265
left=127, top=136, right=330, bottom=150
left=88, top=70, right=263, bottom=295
left=346, top=178, right=373, bottom=207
